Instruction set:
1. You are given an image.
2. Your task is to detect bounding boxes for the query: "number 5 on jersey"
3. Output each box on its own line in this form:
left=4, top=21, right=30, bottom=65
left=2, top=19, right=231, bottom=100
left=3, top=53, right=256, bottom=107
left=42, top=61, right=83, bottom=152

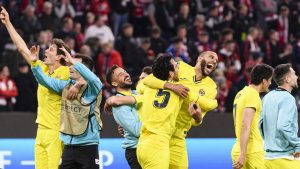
left=153, top=89, right=171, bottom=108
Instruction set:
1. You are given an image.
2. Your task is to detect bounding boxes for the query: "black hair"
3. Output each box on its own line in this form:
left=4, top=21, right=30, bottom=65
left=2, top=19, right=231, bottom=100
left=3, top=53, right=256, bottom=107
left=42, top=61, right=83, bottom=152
left=171, top=37, right=182, bottom=44
left=142, top=66, right=152, bottom=75
left=152, top=53, right=174, bottom=81
left=273, top=64, right=292, bottom=86
left=74, top=53, right=94, bottom=71
left=106, top=65, right=119, bottom=86
left=250, top=64, right=273, bottom=85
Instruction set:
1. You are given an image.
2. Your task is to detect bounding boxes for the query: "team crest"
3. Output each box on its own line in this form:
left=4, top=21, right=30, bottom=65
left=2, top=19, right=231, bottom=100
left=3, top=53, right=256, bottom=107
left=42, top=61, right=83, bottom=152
left=199, top=89, right=205, bottom=96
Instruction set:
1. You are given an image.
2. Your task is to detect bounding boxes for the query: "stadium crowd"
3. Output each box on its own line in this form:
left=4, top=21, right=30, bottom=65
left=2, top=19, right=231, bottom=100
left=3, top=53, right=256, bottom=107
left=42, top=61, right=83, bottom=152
left=0, top=0, right=300, bottom=113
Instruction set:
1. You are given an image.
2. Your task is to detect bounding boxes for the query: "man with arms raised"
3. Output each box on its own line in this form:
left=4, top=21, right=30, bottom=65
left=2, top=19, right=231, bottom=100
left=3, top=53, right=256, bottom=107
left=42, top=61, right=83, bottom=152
left=0, top=7, right=80, bottom=169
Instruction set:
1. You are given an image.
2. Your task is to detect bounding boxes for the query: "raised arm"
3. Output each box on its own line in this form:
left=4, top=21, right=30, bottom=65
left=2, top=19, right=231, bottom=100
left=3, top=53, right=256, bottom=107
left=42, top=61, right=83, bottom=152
left=0, top=7, right=31, bottom=63
left=60, top=47, right=103, bottom=94
left=31, top=63, right=69, bottom=94
left=30, top=46, right=68, bottom=94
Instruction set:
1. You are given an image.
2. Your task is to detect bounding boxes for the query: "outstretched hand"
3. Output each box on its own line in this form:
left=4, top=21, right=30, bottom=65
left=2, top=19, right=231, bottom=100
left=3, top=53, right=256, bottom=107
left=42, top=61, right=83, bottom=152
left=30, top=45, right=40, bottom=62
left=0, top=6, right=10, bottom=25
left=59, top=47, right=74, bottom=64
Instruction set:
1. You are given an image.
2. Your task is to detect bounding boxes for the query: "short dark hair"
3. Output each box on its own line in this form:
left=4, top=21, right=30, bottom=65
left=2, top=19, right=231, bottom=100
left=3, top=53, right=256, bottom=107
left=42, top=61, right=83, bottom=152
left=177, top=25, right=187, bottom=32
left=171, top=37, right=182, bottom=44
left=142, top=66, right=152, bottom=75
left=250, top=64, right=273, bottom=85
left=74, top=53, right=94, bottom=71
left=51, top=38, right=71, bottom=65
left=273, top=64, right=292, bottom=86
left=122, top=23, right=133, bottom=31
left=106, top=65, right=119, bottom=86
left=152, top=53, right=174, bottom=81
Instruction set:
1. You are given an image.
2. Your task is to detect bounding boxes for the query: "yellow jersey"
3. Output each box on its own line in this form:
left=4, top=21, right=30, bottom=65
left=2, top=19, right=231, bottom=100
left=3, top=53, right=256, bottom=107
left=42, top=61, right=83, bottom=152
left=232, top=86, right=264, bottom=155
left=175, top=77, right=217, bottom=131
left=142, top=61, right=218, bottom=136
left=136, top=79, right=145, bottom=95
left=133, top=83, right=196, bottom=138
left=35, top=60, right=70, bottom=130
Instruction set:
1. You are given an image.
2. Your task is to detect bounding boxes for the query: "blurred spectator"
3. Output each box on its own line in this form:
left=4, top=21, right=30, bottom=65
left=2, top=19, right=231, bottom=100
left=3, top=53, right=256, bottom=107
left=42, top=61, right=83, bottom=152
left=278, top=42, right=293, bottom=64
left=176, top=25, right=188, bottom=45
left=55, top=17, right=76, bottom=40
left=187, top=14, right=209, bottom=42
left=64, top=37, right=76, bottom=55
left=37, top=30, right=50, bottom=61
left=175, top=3, right=193, bottom=27
left=96, top=41, right=123, bottom=82
left=39, top=1, right=61, bottom=33
left=275, top=5, right=290, bottom=43
left=213, top=69, right=229, bottom=113
left=205, top=3, right=226, bottom=41
left=242, top=27, right=261, bottom=63
left=0, top=65, right=18, bottom=111
left=189, top=31, right=211, bottom=64
left=54, top=0, right=76, bottom=19
left=166, top=37, right=190, bottom=63
left=110, top=0, right=130, bottom=36
left=263, top=30, right=284, bottom=66
left=292, top=36, right=300, bottom=74
left=130, top=0, right=152, bottom=37
left=13, top=62, right=37, bottom=112
left=89, top=0, right=110, bottom=23
left=218, top=28, right=235, bottom=51
left=96, top=41, right=123, bottom=98
left=84, top=12, right=95, bottom=30
left=17, top=4, right=41, bottom=43
left=231, top=4, right=255, bottom=44
left=136, top=38, right=154, bottom=66
left=148, top=0, right=175, bottom=39
left=255, top=0, right=277, bottom=31
left=80, top=45, right=93, bottom=58
left=71, top=0, right=87, bottom=24
left=74, top=22, right=84, bottom=50
left=115, top=23, right=141, bottom=78
left=218, top=40, right=241, bottom=82
left=278, top=0, right=299, bottom=41
left=7, top=0, right=21, bottom=24
left=150, top=26, right=168, bottom=55
left=84, top=15, right=114, bottom=44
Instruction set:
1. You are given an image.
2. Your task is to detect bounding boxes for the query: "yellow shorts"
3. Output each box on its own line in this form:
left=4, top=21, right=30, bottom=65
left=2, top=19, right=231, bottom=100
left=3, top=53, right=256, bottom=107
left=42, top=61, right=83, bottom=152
left=169, top=135, right=188, bottom=169
left=231, top=151, right=265, bottom=169
left=265, top=158, right=300, bottom=169
left=137, top=128, right=170, bottom=169
left=35, top=125, right=63, bottom=169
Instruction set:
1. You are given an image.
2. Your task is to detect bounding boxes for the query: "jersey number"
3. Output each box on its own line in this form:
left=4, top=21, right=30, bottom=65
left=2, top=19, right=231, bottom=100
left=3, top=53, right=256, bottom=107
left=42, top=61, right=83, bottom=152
left=153, top=89, right=170, bottom=108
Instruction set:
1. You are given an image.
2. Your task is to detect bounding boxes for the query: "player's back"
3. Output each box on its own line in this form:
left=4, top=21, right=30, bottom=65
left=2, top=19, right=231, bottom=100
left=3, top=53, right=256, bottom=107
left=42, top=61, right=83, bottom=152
left=141, top=85, right=183, bottom=137
left=232, top=86, right=263, bottom=155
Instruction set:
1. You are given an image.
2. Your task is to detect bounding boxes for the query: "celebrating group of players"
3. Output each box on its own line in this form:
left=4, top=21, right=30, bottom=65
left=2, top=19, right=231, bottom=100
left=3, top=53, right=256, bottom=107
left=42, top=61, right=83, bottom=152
left=1, top=4, right=300, bottom=169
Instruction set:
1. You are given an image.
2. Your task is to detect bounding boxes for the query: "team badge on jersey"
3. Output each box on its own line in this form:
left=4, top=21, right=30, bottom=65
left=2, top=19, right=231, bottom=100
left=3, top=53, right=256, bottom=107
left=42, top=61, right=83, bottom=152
left=199, top=89, right=205, bottom=96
